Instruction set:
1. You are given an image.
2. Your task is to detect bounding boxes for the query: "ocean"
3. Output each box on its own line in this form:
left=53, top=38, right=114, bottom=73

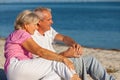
left=0, top=2, right=120, bottom=49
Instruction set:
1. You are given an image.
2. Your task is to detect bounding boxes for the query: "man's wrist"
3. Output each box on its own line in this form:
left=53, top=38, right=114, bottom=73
left=59, top=52, right=66, bottom=56
left=60, top=52, right=73, bottom=58
left=70, top=42, right=77, bottom=46
left=60, top=51, right=69, bottom=57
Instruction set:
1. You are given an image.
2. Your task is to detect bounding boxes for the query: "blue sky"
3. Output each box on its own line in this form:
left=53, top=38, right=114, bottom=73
left=0, top=0, right=120, bottom=3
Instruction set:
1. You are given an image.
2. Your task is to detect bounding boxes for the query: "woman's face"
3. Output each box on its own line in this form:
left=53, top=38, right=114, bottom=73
left=25, top=23, right=38, bottom=34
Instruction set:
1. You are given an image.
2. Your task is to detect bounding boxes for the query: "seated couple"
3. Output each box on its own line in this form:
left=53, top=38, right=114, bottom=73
left=4, top=7, right=115, bottom=80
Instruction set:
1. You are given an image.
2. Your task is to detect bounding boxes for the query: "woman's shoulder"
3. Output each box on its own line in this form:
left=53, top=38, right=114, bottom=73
left=7, top=30, right=31, bottom=43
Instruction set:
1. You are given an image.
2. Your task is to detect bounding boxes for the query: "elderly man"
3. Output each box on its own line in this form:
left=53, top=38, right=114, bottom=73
left=32, top=7, right=115, bottom=80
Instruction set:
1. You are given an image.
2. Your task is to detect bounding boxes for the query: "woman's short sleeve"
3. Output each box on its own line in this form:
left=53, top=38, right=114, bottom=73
left=7, top=30, right=31, bottom=44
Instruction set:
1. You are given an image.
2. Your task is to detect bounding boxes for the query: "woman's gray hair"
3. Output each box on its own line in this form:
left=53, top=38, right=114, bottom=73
left=33, top=7, right=51, bottom=20
left=14, top=10, right=40, bottom=30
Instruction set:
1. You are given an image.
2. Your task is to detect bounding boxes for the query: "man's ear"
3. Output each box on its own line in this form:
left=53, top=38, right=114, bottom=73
left=37, top=21, right=41, bottom=26
left=38, top=20, right=41, bottom=24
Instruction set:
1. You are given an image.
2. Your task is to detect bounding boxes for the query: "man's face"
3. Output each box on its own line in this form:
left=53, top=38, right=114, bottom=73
left=38, top=11, right=53, bottom=32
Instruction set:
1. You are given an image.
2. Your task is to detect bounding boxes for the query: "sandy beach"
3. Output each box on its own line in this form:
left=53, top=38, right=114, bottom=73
left=0, top=38, right=120, bottom=80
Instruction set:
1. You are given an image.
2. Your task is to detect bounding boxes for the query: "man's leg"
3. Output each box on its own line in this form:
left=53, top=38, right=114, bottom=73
left=69, top=57, right=88, bottom=80
left=83, top=56, right=115, bottom=80
left=69, top=56, right=115, bottom=80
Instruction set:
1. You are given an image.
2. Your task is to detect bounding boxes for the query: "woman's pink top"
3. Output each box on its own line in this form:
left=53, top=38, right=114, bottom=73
left=4, top=30, right=33, bottom=73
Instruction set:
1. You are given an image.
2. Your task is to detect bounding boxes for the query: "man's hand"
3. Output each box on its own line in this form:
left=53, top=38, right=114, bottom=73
left=60, top=44, right=83, bottom=58
left=71, top=43, right=83, bottom=56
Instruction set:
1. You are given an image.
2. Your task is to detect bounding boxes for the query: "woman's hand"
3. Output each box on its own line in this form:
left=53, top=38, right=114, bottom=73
left=62, top=58, right=82, bottom=80
left=71, top=74, right=82, bottom=80
left=62, top=57, right=75, bottom=70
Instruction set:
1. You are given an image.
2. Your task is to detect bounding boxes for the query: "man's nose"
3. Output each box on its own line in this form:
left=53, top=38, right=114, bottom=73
left=51, top=20, right=53, bottom=24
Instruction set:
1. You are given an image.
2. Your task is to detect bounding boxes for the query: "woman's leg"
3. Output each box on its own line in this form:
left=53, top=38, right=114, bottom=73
left=7, top=58, right=55, bottom=80
left=41, top=71, right=61, bottom=80
left=52, top=61, right=80, bottom=80
left=7, top=57, right=79, bottom=80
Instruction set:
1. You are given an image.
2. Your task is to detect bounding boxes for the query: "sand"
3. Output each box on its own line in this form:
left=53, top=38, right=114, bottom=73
left=0, top=39, right=120, bottom=80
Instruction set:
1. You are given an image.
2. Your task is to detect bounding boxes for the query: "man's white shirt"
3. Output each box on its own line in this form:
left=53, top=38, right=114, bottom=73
left=31, top=27, right=58, bottom=52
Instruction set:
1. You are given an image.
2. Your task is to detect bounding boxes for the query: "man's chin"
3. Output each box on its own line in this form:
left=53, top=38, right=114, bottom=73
left=44, top=26, right=51, bottom=32
left=44, top=28, right=50, bottom=32
left=47, top=27, right=51, bottom=30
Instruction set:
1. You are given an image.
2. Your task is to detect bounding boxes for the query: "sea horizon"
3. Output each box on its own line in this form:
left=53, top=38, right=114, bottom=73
left=0, top=1, right=120, bottom=4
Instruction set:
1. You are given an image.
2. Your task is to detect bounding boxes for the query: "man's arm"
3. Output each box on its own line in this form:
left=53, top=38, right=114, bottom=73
left=55, top=34, right=76, bottom=46
left=55, top=34, right=83, bottom=58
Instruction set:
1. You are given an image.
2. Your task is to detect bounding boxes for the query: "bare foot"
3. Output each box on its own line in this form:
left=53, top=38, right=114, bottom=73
left=71, top=74, right=81, bottom=80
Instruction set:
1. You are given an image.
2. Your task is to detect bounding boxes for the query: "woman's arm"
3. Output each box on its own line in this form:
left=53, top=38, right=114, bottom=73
left=21, top=37, right=74, bottom=70
left=22, top=37, right=63, bottom=61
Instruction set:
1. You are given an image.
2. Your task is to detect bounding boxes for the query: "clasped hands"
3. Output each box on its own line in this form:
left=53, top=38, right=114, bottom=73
left=64, top=43, right=83, bottom=58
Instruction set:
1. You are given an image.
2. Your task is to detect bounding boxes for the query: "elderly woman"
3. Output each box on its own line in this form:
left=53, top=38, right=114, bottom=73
left=4, top=10, right=81, bottom=80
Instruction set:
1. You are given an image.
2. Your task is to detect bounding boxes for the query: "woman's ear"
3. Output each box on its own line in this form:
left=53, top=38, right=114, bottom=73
left=24, top=24, right=29, bottom=30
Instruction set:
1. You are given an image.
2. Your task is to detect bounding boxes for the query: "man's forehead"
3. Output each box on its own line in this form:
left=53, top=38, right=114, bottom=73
left=43, top=11, right=52, bottom=18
